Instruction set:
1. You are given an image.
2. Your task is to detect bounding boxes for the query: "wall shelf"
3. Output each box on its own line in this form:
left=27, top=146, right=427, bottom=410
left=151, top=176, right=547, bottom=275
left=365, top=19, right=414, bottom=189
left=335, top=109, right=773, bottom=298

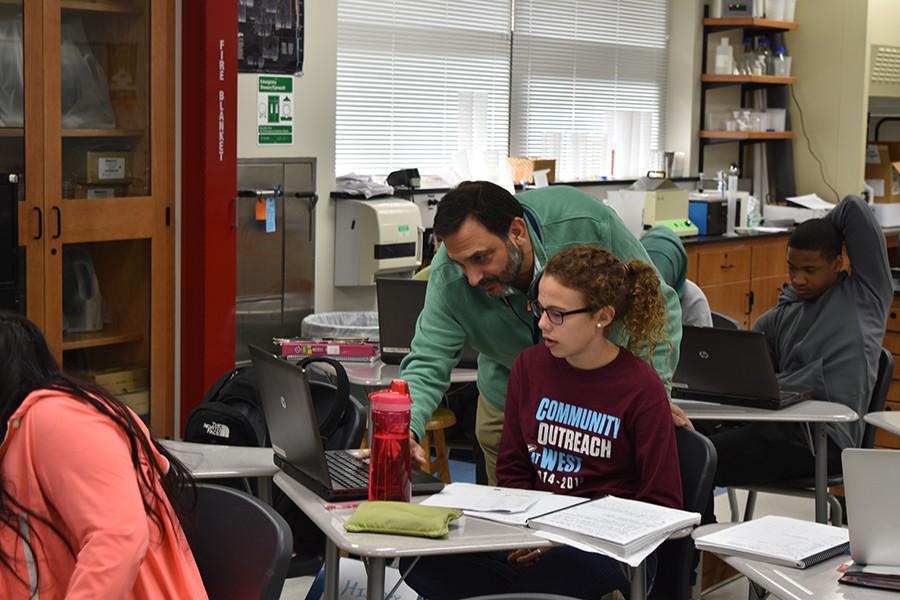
left=0, top=128, right=24, bottom=137
left=701, top=74, right=797, bottom=85
left=703, top=17, right=799, bottom=32
left=700, top=131, right=795, bottom=140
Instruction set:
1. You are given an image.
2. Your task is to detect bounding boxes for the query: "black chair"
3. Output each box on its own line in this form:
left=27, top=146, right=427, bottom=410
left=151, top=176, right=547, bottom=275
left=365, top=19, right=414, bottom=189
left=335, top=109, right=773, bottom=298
left=736, top=348, right=894, bottom=526
left=182, top=483, right=292, bottom=600
left=649, top=428, right=718, bottom=600
left=710, top=311, right=742, bottom=330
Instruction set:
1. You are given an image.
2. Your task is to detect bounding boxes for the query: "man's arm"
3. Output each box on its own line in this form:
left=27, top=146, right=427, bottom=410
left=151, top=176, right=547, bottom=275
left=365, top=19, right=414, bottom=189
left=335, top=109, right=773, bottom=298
left=400, top=275, right=468, bottom=441
left=828, top=195, right=892, bottom=309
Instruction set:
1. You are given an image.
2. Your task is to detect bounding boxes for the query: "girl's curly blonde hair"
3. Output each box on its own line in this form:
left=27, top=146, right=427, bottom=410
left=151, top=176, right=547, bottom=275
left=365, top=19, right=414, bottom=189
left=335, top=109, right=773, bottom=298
left=543, top=245, right=669, bottom=361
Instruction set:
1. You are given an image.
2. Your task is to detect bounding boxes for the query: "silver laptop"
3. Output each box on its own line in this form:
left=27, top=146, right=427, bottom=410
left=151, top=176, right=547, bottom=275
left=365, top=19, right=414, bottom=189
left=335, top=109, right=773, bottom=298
left=842, top=448, right=900, bottom=566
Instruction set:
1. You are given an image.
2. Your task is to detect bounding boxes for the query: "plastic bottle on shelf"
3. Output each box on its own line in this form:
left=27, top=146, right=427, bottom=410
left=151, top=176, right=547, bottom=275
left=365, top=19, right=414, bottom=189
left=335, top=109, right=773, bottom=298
left=714, top=37, right=734, bottom=75
left=740, top=36, right=755, bottom=76
left=772, top=45, right=789, bottom=77
left=367, top=380, right=412, bottom=503
left=757, top=38, right=773, bottom=75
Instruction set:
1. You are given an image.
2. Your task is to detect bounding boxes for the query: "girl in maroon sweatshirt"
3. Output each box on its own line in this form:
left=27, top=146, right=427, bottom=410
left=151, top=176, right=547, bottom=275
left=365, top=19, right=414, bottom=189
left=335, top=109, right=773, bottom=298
left=404, top=245, right=683, bottom=599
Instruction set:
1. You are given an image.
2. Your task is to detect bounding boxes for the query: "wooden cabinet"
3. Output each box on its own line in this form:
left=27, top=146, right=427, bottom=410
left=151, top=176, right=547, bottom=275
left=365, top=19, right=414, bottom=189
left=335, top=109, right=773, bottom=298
left=3, top=1, right=174, bottom=437
left=876, top=299, right=900, bottom=449
left=686, top=234, right=789, bottom=329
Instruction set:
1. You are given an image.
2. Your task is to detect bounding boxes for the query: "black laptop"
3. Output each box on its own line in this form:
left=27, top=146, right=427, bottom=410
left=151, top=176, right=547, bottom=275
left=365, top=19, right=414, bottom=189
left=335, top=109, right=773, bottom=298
left=671, top=326, right=810, bottom=410
left=249, top=345, right=445, bottom=501
left=375, top=277, right=479, bottom=368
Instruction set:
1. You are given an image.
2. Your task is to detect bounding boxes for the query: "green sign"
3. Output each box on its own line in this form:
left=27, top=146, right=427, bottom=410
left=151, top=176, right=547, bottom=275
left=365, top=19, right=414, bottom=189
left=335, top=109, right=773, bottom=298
left=258, top=76, right=293, bottom=145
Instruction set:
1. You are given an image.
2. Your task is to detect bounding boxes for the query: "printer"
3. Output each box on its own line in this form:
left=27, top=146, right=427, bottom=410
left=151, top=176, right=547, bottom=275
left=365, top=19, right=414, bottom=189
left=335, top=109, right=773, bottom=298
left=618, top=177, right=698, bottom=237
left=334, top=198, right=423, bottom=286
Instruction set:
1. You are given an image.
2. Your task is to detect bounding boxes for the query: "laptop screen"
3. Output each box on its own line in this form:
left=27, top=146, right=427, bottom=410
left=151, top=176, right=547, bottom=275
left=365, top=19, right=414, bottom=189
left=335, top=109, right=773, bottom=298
left=249, top=345, right=332, bottom=488
left=673, top=326, right=781, bottom=401
left=376, top=277, right=478, bottom=367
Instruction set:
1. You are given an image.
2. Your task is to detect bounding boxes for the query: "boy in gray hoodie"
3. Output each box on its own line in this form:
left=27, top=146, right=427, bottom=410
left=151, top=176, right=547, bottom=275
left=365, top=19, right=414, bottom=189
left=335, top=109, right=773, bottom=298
left=707, top=195, right=892, bottom=486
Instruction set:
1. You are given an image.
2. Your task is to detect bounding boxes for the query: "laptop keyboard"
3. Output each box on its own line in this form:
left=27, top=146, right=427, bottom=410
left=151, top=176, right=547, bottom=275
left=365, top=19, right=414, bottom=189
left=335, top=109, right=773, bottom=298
left=326, top=451, right=370, bottom=489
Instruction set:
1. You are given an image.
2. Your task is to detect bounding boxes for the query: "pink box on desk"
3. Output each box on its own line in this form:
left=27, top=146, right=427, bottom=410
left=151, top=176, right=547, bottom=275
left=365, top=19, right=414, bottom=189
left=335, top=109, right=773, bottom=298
left=278, top=340, right=379, bottom=362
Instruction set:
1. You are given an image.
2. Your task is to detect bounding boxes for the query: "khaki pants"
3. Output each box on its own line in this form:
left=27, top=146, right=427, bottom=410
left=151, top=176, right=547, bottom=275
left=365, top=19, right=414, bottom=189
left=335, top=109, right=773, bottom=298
left=475, top=394, right=504, bottom=485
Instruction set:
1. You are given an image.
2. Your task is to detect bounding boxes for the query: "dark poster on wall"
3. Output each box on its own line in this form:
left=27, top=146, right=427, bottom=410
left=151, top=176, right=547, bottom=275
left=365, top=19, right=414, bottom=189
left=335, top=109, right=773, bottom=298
left=237, top=0, right=304, bottom=75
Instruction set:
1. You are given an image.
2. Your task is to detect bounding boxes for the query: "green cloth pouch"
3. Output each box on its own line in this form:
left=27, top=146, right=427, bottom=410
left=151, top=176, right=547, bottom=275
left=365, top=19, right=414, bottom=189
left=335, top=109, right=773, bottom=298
left=343, top=501, right=463, bottom=538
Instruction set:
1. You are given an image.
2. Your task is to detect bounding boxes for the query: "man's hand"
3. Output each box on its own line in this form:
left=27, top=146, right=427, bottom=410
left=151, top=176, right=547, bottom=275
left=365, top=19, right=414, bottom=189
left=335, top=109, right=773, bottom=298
left=507, top=547, right=551, bottom=568
left=670, top=401, right=694, bottom=429
left=409, top=433, right=427, bottom=467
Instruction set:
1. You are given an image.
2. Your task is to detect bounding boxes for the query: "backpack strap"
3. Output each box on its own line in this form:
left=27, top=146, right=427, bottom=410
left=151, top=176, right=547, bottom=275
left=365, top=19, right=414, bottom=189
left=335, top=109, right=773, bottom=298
left=295, top=356, right=351, bottom=439
left=202, top=367, right=242, bottom=405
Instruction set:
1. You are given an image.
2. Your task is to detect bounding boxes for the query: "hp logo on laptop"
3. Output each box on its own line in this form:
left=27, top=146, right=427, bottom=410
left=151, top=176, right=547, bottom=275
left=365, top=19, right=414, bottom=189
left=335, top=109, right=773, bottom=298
left=280, top=395, right=287, bottom=409
left=698, top=351, right=709, bottom=359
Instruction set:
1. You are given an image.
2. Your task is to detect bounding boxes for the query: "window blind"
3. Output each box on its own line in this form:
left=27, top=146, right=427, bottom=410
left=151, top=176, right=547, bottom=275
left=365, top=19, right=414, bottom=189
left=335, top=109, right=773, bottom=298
left=336, top=0, right=512, bottom=177
left=511, top=0, right=669, bottom=180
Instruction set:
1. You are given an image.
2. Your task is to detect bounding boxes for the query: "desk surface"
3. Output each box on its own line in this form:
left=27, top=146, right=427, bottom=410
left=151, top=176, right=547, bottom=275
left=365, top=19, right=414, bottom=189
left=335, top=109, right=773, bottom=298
left=341, top=359, right=478, bottom=387
left=160, top=440, right=278, bottom=479
left=864, top=411, right=900, bottom=437
left=674, top=399, right=859, bottom=423
left=694, top=524, right=893, bottom=600
left=274, top=471, right=551, bottom=558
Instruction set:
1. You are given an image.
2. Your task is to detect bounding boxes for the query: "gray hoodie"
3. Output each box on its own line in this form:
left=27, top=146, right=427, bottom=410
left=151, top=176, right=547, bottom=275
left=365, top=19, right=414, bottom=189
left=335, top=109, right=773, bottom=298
left=752, top=196, right=892, bottom=450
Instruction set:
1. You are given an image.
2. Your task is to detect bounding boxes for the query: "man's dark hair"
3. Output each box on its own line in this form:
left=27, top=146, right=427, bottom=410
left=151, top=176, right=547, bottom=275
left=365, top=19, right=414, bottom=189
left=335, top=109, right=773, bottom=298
left=788, top=218, right=843, bottom=260
left=433, top=181, right=524, bottom=239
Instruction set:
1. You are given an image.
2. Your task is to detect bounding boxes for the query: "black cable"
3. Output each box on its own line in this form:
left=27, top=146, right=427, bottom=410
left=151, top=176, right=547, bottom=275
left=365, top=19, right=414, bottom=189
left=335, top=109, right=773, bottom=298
left=790, top=86, right=841, bottom=203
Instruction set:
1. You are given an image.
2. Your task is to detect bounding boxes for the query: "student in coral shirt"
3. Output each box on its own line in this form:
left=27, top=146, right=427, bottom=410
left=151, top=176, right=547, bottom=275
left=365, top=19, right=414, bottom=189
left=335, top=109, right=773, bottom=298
left=0, top=312, right=207, bottom=599
left=403, top=246, right=683, bottom=599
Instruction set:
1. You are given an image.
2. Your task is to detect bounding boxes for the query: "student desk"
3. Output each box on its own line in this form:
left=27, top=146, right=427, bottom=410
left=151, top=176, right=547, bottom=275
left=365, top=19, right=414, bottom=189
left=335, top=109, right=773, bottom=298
left=160, top=440, right=277, bottom=503
left=864, top=411, right=900, bottom=437
left=274, top=471, right=678, bottom=600
left=674, top=399, right=858, bottom=524
left=693, top=524, right=894, bottom=600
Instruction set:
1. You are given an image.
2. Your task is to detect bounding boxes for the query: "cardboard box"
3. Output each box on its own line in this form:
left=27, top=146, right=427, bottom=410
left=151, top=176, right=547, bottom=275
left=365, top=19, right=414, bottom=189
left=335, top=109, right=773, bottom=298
left=80, top=366, right=149, bottom=395
left=120, top=389, right=150, bottom=416
left=865, top=144, right=900, bottom=203
left=86, top=151, right=132, bottom=184
left=507, top=158, right=556, bottom=185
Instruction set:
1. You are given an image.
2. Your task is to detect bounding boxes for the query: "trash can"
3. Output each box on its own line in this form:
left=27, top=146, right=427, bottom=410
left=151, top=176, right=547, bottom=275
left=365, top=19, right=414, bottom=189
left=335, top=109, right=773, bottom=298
left=301, top=311, right=379, bottom=342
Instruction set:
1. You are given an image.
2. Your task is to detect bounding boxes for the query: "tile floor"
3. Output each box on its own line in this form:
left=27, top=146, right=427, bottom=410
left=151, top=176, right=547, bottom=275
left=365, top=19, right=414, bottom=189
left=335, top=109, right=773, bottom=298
left=280, top=466, right=825, bottom=599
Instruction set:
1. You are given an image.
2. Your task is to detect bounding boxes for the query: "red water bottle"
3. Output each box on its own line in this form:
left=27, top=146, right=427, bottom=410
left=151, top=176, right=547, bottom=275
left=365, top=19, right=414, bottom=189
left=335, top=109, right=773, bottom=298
left=368, top=381, right=412, bottom=502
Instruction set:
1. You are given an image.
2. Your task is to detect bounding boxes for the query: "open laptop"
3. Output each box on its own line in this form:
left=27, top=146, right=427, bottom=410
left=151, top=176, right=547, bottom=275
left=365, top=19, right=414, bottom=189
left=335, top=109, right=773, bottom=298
left=671, top=326, right=810, bottom=410
left=249, top=345, right=445, bottom=501
left=375, top=277, right=478, bottom=368
left=842, top=448, right=900, bottom=567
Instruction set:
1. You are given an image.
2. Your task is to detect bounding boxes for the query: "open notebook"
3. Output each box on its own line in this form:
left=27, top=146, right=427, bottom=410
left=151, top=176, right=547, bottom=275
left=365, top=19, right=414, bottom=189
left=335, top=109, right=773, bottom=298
left=694, top=515, right=850, bottom=569
left=421, top=484, right=700, bottom=566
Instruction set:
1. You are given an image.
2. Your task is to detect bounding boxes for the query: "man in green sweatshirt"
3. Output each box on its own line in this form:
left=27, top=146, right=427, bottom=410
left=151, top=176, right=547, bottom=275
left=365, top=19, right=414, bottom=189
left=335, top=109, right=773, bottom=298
left=400, top=181, right=685, bottom=483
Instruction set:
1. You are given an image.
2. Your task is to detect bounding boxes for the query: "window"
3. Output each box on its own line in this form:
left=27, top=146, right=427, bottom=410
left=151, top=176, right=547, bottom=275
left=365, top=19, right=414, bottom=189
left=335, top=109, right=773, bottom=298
left=336, top=0, right=512, bottom=177
left=511, top=0, right=670, bottom=180
left=336, top=0, right=670, bottom=181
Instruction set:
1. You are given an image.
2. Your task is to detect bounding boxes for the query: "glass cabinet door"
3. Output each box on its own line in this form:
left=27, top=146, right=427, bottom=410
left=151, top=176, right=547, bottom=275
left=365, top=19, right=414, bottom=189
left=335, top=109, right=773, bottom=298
left=60, top=0, right=150, bottom=200
left=49, top=0, right=156, bottom=425
left=0, top=1, right=42, bottom=323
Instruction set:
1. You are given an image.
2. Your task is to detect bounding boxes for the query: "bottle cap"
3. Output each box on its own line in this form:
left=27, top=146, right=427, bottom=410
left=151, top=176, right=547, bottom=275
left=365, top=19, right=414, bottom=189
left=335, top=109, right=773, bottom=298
left=775, top=45, right=785, bottom=53
left=369, top=390, right=410, bottom=412
left=390, top=379, right=410, bottom=396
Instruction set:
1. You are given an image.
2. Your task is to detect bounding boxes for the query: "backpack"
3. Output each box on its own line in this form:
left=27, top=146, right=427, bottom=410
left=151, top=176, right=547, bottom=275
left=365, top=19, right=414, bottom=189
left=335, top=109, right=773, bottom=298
left=182, top=355, right=356, bottom=577
left=183, top=355, right=351, bottom=448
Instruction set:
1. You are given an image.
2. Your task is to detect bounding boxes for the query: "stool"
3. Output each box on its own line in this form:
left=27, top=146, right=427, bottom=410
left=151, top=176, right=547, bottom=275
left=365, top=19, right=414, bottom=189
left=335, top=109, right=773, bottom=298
left=421, top=407, right=456, bottom=483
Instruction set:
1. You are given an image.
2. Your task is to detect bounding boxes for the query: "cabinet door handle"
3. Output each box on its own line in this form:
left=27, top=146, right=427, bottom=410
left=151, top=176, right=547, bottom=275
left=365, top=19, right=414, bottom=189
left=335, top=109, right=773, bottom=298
left=720, top=263, right=735, bottom=270
left=33, top=207, right=42, bottom=240
left=51, top=206, right=61, bottom=239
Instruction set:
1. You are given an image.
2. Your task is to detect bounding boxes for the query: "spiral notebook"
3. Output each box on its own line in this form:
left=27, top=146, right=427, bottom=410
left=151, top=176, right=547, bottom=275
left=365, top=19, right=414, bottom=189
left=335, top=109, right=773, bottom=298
left=694, top=515, right=849, bottom=569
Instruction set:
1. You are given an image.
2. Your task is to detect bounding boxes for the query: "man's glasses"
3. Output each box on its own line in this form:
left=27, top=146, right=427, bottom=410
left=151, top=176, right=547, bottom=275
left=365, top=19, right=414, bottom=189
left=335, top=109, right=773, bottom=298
left=530, top=301, right=595, bottom=325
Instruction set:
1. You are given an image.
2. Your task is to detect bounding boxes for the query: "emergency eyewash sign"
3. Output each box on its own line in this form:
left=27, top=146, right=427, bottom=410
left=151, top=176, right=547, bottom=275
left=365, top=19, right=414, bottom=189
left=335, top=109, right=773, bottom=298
left=257, top=75, right=293, bottom=145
